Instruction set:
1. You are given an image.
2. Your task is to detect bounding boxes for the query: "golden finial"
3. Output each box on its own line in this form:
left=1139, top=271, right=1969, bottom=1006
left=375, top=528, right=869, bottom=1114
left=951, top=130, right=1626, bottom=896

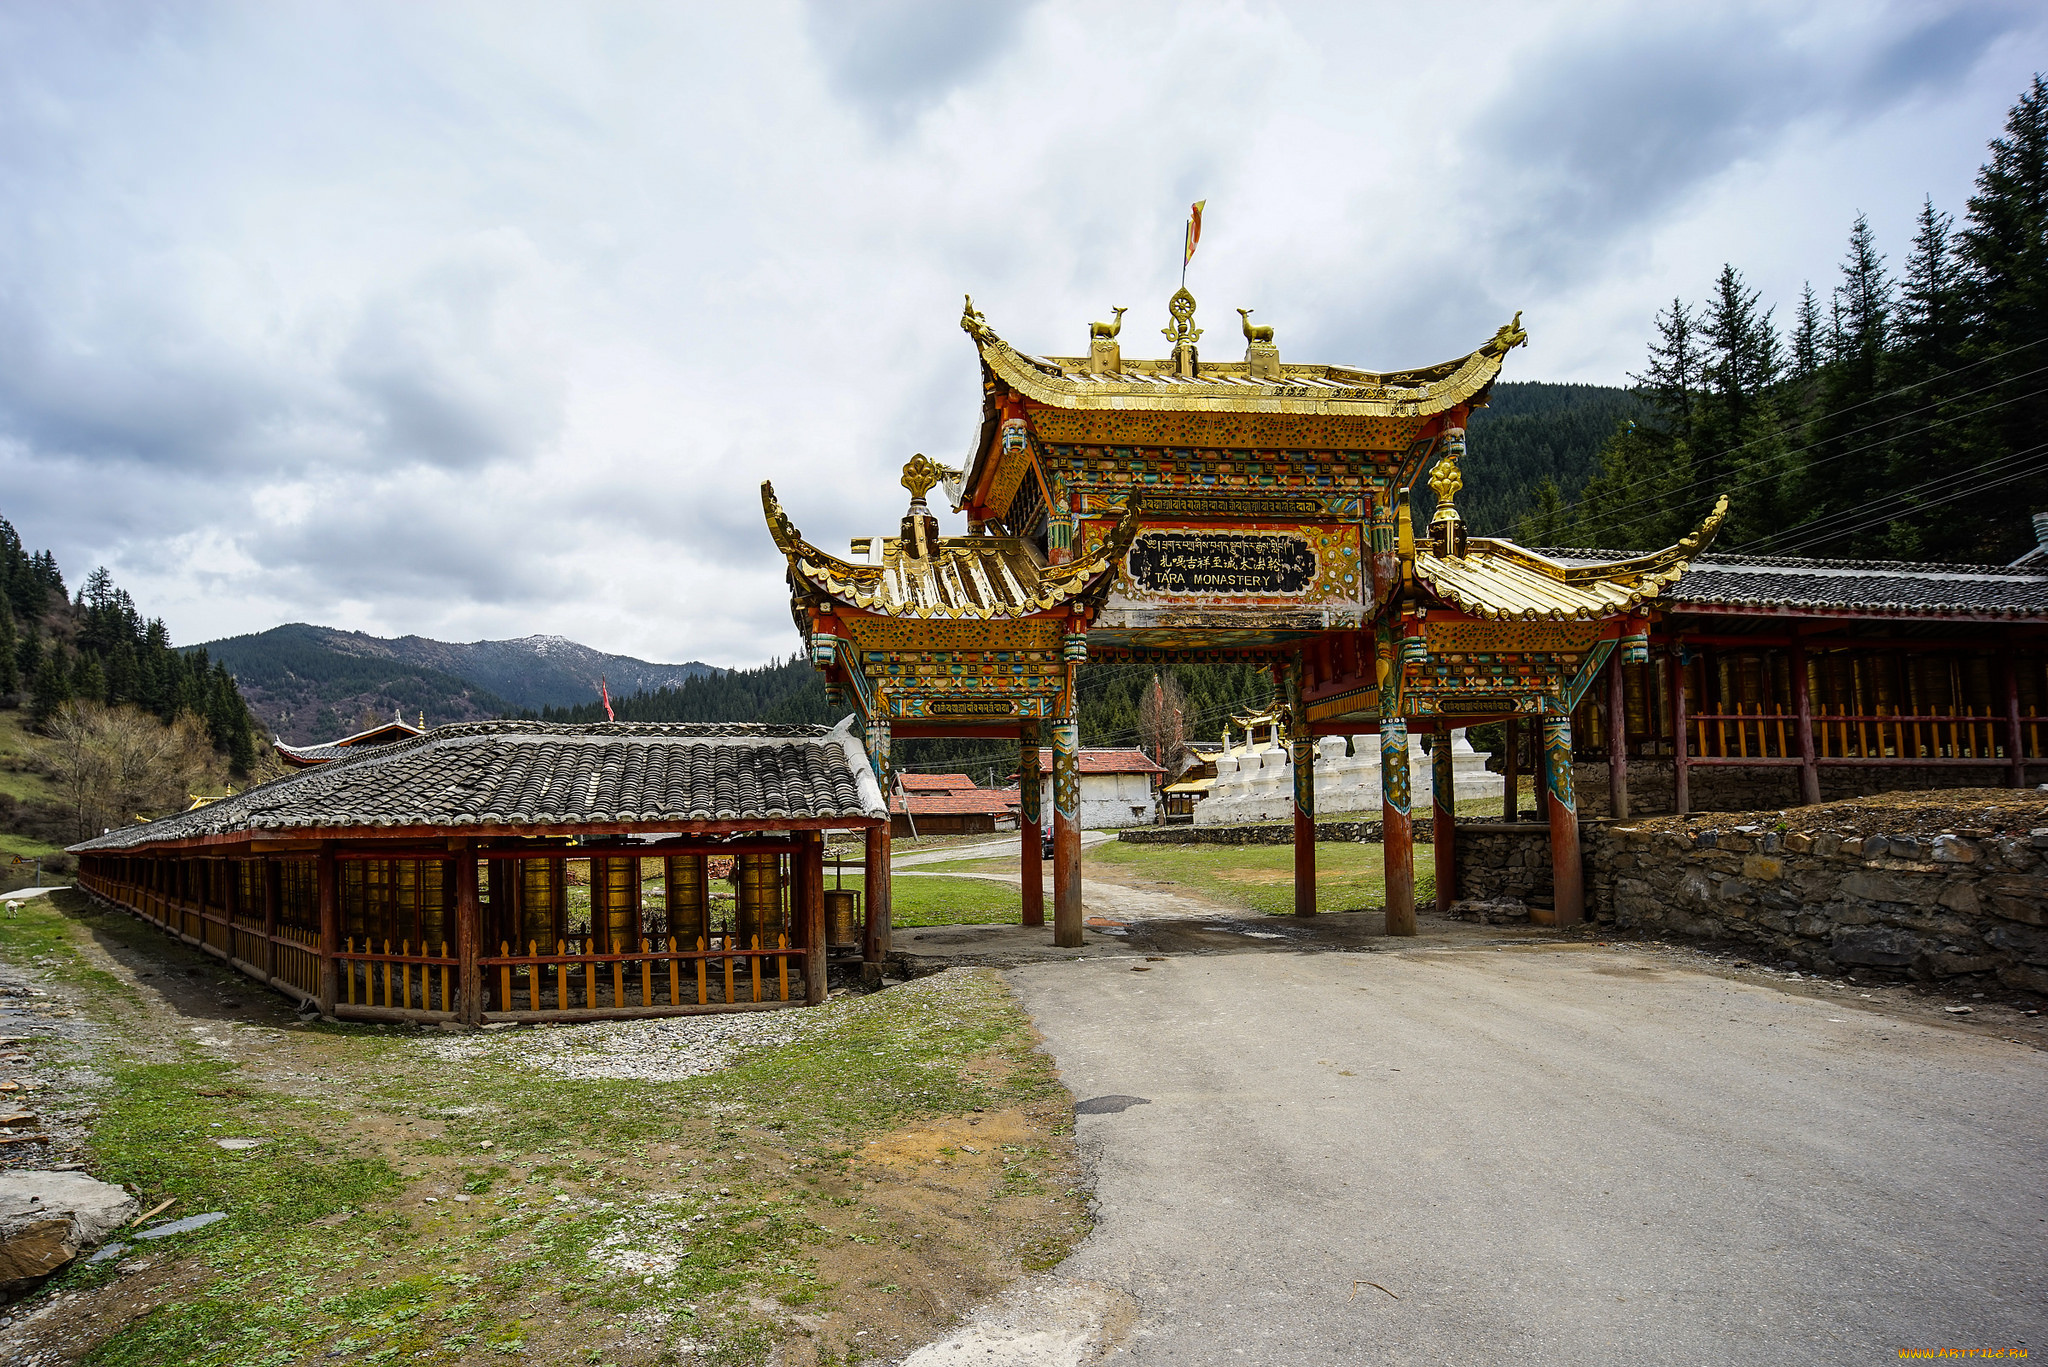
left=1089, top=307, right=1126, bottom=341
left=1236, top=308, right=1274, bottom=344
left=1428, top=449, right=1464, bottom=512
left=901, top=453, right=945, bottom=501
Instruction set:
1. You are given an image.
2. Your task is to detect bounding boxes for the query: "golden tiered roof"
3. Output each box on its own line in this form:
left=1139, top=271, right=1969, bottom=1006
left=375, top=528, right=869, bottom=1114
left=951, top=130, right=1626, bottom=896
left=762, top=482, right=1139, bottom=622
left=1413, top=498, right=1729, bottom=621
left=960, top=296, right=1527, bottom=418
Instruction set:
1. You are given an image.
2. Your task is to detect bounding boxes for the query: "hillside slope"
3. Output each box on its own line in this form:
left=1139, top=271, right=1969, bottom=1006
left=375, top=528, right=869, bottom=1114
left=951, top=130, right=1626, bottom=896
left=194, top=625, right=720, bottom=743
left=1456, top=381, right=1638, bottom=537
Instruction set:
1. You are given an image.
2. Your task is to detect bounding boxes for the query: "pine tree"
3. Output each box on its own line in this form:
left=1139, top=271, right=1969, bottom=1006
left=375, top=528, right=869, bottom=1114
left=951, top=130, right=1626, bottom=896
left=0, top=599, right=16, bottom=695
left=1694, top=264, right=1783, bottom=536
left=29, top=651, right=70, bottom=726
left=1790, top=283, right=1822, bottom=382
left=1881, top=197, right=1972, bottom=559
left=1958, top=73, right=2048, bottom=560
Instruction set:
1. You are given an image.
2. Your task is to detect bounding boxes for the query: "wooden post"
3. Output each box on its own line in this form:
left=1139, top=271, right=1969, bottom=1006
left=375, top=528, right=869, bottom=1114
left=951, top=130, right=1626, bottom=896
left=2004, top=653, right=2027, bottom=788
left=1019, top=724, right=1044, bottom=927
left=261, top=859, right=281, bottom=980
left=1432, top=724, right=1457, bottom=914
left=316, top=845, right=339, bottom=1015
left=455, top=844, right=482, bottom=1024
left=1607, top=657, right=1631, bottom=820
left=1051, top=715, right=1083, bottom=948
left=1292, top=726, right=1316, bottom=917
left=1671, top=644, right=1691, bottom=815
left=1382, top=718, right=1415, bottom=936
left=801, top=832, right=827, bottom=1005
left=862, top=823, right=891, bottom=965
left=1502, top=715, right=1519, bottom=821
left=1544, top=713, right=1584, bottom=925
left=1792, top=636, right=1821, bottom=806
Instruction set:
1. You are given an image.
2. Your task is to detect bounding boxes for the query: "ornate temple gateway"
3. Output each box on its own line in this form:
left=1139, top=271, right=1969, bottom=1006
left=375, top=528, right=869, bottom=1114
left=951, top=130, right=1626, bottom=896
left=766, top=290, right=1725, bottom=945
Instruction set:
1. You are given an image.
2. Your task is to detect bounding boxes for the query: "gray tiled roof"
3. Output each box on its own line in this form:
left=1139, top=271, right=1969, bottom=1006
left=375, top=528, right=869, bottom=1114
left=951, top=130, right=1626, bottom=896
left=1538, top=548, right=2048, bottom=618
left=73, top=720, right=886, bottom=852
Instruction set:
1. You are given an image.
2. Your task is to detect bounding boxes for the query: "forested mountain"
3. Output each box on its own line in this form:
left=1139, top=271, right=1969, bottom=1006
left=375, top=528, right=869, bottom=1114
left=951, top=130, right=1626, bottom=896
left=196, top=624, right=720, bottom=743
left=1543, top=77, right=2048, bottom=561
left=1456, top=383, right=1640, bottom=536
left=0, top=514, right=264, bottom=775
left=535, top=655, right=1275, bottom=780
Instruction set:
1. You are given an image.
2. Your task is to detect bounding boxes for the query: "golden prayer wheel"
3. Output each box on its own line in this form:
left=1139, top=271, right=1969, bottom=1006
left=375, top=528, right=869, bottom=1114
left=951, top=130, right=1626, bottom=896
left=664, top=855, right=707, bottom=946
left=825, top=890, right=860, bottom=948
left=597, top=856, right=639, bottom=951
left=736, top=852, right=782, bottom=947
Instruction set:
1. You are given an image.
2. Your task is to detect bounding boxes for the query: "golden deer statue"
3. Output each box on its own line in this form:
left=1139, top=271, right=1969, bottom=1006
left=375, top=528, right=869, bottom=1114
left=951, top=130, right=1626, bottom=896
left=1237, top=308, right=1275, bottom=344
left=1089, top=307, right=1127, bottom=341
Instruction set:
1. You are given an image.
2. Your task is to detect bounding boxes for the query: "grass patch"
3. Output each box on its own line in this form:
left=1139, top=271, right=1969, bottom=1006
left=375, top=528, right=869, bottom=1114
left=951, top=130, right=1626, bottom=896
left=1084, top=841, right=1436, bottom=915
left=887, top=874, right=1023, bottom=928
left=9, top=884, right=1084, bottom=1366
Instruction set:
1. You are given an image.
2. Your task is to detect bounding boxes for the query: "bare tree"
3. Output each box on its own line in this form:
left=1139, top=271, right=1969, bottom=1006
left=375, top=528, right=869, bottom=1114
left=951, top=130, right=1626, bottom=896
left=1138, top=672, right=1187, bottom=772
left=41, top=702, right=221, bottom=840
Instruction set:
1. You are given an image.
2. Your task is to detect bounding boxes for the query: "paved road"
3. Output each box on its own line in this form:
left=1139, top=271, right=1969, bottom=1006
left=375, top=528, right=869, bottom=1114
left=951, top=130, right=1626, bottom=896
left=1005, top=945, right=2048, bottom=1366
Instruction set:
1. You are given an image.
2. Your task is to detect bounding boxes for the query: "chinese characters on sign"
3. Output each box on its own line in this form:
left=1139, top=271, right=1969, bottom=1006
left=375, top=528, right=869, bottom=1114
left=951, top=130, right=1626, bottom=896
left=1127, top=530, right=1315, bottom=596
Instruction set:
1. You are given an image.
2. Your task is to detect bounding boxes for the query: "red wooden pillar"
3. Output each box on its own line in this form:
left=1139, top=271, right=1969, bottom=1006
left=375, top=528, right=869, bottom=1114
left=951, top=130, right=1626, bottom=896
left=316, top=845, right=339, bottom=1016
left=862, top=823, right=891, bottom=965
left=2004, top=653, right=2027, bottom=789
left=1670, top=643, right=1691, bottom=815
left=455, top=843, right=482, bottom=1024
left=262, top=859, right=281, bottom=981
left=1792, top=636, right=1821, bottom=806
left=1381, top=718, right=1415, bottom=936
left=1432, top=723, right=1457, bottom=914
left=1607, top=658, right=1631, bottom=820
left=1502, top=716, right=1519, bottom=821
left=1052, top=714, right=1083, bottom=948
left=1292, top=726, right=1316, bottom=917
left=1019, top=724, right=1044, bottom=927
left=1543, top=713, right=1584, bottom=925
left=800, top=831, right=827, bottom=1006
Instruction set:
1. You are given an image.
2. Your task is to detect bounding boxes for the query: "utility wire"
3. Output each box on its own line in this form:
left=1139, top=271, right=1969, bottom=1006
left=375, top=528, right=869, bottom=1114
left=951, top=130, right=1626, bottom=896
left=1547, top=366, right=2048, bottom=531
left=1737, top=441, right=2048, bottom=554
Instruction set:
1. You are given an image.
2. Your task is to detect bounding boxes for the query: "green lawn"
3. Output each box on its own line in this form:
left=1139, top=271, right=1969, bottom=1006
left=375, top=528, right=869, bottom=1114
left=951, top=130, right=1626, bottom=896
left=898, top=839, right=1437, bottom=919
left=889, top=874, right=1025, bottom=927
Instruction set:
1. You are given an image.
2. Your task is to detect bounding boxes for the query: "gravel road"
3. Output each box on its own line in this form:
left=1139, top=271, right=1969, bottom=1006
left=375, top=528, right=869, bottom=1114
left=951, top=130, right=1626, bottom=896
left=1005, top=943, right=2048, bottom=1366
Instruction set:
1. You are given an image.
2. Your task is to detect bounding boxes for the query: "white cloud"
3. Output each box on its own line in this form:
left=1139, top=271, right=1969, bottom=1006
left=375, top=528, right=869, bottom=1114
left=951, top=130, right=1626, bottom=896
left=0, top=0, right=2039, bottom=664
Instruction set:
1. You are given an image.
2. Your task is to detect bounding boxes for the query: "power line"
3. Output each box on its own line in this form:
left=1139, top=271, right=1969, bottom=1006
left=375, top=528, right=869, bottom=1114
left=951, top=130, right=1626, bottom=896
left=1760, top=440, right=2048, bottom=555
left=1737, top=441, right=2048, bottom=554
left=1551, top=364, right=2048, bottom=531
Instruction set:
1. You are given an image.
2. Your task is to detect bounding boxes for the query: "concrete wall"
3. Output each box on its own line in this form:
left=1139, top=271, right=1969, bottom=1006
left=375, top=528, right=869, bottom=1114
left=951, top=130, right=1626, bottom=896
left=1034, top=772, right=1158, bottom=829
left=1451, top=808, right=2048, bottom=994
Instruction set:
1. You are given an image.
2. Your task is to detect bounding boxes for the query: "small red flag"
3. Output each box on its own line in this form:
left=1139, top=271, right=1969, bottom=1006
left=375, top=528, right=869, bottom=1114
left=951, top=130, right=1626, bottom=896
left=600, top=675, right=614, bottom=722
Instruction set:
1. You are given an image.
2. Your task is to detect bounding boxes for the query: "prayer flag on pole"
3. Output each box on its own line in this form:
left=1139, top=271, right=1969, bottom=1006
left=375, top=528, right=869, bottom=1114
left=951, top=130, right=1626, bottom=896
left=1183, top=200, right=1206, bottom=268
left=599, top=676, right=614, bottom=722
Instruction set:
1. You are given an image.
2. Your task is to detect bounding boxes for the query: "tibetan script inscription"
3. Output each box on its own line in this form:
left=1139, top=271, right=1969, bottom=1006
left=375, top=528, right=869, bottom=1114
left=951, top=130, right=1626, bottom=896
left=926, top=698, right=1019, bottom=717
left=1136, top=493, right=1327, bottom=521
left=1127, top=530, right=1314, bottom=596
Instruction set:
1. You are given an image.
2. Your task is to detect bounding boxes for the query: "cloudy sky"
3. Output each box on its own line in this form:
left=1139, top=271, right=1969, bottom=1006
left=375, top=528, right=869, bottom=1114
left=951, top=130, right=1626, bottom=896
left=0, top=2, right=2041, bottom=666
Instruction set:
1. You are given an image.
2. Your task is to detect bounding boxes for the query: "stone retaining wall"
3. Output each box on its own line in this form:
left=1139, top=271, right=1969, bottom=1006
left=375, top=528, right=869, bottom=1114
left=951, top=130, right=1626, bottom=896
left=1449, top=793, right=2048, bottom=993
left=1591, top=817, right=2048, bottom=993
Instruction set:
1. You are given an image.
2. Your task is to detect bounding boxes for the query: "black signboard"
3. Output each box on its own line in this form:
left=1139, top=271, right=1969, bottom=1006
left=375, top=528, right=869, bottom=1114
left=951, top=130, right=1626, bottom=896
left=1127, top=531, right=1315, bottom=596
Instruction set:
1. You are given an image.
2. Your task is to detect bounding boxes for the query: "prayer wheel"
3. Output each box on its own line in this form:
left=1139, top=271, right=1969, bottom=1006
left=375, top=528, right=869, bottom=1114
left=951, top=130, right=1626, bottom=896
left=736, top=852, right=782, bottom=947
left=825, top=890, right=860, bottom=948
left=664, top=855, right=708, bottom=946
left=596, top=856, right=639, bottom=951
